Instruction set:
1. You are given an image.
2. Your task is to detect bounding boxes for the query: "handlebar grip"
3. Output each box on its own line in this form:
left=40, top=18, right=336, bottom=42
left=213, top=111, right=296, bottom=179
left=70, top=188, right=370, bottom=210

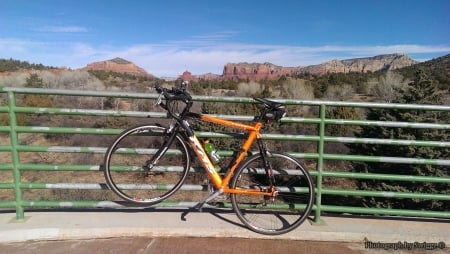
left=154, top=84, right=192, bottom=103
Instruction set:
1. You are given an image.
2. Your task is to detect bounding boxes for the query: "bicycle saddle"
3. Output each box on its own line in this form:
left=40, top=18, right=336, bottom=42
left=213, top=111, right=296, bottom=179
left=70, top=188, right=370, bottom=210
left=254, top=97, right=285, bottom=109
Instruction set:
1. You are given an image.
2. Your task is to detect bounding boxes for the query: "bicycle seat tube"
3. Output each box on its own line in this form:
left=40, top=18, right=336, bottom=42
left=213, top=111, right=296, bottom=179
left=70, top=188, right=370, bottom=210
left=187, top=113, right=264, bottom=190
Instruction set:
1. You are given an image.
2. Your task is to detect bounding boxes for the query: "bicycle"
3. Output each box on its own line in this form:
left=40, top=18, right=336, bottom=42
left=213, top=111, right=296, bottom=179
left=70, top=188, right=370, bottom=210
left=103, top=82, right=315, bottom=235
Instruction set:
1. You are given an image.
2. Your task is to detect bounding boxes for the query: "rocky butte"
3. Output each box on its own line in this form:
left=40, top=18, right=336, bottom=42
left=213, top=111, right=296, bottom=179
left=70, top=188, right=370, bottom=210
left=300, top=53, right=418, bottom=75
left=222, top=62, right=297, bottom=81
left=80, top=57, right=153, bottom=77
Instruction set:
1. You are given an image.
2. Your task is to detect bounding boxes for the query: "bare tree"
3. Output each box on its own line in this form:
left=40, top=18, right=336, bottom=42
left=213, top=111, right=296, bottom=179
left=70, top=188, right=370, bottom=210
left=237, top=81, right=262, bottom=96
left=370, top=71, right=405, bottom=103
left=0, top=72, right=28, bottom=87
left=324, top=84, right=355, bottom=101
left=281, top=78, right=315, bottom=100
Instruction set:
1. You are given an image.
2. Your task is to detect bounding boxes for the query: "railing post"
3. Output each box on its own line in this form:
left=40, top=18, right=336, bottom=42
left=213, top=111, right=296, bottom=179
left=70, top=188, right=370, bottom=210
left=7, top=91, right=24, bottom=220
left=313, top=104, right=326, bottom=224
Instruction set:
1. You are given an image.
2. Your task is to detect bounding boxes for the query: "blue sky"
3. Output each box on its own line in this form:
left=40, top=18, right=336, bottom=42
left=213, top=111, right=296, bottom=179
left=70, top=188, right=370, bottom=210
left=1, top=0, right=449, bottom=77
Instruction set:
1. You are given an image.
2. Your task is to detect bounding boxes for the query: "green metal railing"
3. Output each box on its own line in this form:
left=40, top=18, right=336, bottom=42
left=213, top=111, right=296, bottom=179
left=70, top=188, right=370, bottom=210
left=0, top=86, right=449, bottom=223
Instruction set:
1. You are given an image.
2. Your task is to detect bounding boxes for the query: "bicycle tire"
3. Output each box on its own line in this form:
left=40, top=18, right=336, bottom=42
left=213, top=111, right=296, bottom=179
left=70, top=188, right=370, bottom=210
left=230, top=152, right=314, bottom=235
left=103, top=124, right=190, bottom=205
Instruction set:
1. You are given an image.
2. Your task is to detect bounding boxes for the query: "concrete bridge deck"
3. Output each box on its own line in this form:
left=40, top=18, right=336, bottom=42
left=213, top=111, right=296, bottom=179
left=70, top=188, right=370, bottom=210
left=0, top=208, right=448, bottom=253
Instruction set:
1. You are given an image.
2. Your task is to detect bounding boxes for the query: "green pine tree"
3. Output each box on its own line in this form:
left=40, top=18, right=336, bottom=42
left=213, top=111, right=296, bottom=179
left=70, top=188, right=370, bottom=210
left=348, top=71, right=449, bottom=210
left=25, top=73, right=44, bottom=88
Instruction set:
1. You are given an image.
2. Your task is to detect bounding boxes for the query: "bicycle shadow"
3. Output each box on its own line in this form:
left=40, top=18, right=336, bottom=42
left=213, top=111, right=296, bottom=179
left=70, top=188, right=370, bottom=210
left=179, top=205, right=246, bottom=229
left=0, top=204, right=247, bottom=229
left=100, top=200, right=243, bottom=227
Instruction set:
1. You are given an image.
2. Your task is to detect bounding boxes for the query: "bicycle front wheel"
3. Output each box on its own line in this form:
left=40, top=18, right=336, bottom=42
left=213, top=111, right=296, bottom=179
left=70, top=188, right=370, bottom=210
left=230, top=153, right=314, bottom=235
left=103, top=125, right=190, bottom=206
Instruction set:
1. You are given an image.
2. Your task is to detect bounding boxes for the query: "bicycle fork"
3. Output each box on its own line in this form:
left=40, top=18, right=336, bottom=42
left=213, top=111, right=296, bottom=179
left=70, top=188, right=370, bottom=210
left=144, top=126, right=177, bottom=172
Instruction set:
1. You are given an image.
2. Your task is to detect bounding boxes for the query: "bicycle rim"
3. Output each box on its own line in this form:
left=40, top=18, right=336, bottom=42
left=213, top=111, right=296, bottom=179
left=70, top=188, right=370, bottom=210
left=104, top=125, right=190, bottom=205
left=230, top=153, right=314, bottom=235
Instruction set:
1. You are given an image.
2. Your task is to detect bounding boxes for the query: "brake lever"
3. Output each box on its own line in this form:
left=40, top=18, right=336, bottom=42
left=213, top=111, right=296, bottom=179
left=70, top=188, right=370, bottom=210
left=155, top=93, right=163, bottom=106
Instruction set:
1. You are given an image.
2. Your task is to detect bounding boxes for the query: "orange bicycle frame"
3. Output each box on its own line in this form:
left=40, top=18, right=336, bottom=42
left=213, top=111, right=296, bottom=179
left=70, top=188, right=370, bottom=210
left=185, top=113, right=274, bottom=196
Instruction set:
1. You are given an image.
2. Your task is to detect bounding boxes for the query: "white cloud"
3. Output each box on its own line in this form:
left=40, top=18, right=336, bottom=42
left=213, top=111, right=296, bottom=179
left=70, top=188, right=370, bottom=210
left=0, top=37, right=449, bottom=77
left=37, top=26, right=88, bottom=33
left=0, top=39, right=46, bottom=53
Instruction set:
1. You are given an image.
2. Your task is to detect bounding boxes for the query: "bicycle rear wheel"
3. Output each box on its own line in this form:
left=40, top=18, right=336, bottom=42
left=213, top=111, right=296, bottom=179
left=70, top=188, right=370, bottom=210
left=230, top=153, right=314, bottom=235
left=103, top=125, right=190, bottom=205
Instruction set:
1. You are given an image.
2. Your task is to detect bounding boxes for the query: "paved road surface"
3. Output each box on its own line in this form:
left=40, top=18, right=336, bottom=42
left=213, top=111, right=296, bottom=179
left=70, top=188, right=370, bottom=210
left=1, top=237, right=366, bottom=254
left=2, top=236, right=449, bottom=254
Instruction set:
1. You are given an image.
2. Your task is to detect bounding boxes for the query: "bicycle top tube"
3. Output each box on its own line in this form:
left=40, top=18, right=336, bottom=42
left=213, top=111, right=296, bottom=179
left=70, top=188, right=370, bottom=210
left=154, top=83, right=286, bottom=128
left=186, top=112, right=262, bottom=133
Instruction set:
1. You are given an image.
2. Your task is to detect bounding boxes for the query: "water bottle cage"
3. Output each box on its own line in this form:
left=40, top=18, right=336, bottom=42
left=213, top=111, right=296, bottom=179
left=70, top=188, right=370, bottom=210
left=209, top=150, right=220, bottom=162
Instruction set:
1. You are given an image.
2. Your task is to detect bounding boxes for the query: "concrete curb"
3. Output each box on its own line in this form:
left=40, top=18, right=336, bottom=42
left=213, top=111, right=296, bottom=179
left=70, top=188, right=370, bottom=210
left=1, top=209, right=449, bottom=245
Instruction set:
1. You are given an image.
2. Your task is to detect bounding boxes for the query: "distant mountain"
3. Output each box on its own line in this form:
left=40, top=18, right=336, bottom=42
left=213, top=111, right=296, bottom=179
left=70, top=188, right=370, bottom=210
left=80, top=57, right=153, bottom=77
left=398, top=54, right=449, bottom=76
left=219, top=54, right=418, bottom=81
left=300, top=53, right=418, bottom=75
left=396, top=54, right=450, bottom=89
left=178, top=70, right=221, bottom=82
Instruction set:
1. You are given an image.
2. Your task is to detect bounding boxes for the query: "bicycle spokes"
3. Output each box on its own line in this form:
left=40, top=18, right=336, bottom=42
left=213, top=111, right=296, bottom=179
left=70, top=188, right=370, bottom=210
left=230, top=153, right=314, bottom=235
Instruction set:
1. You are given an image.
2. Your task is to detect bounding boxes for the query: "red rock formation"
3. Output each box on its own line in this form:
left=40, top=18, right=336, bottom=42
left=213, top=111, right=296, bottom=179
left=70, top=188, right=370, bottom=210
left=80, top=57, right=153, bottom=77
left=178, top=70, right=198, bottom=81
left=222, top=62, right=296, bottom=81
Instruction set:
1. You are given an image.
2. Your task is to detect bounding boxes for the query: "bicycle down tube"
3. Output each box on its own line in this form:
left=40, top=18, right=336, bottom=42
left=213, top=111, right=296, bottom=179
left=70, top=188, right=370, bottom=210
left=183, top=112, right=274, bottom=196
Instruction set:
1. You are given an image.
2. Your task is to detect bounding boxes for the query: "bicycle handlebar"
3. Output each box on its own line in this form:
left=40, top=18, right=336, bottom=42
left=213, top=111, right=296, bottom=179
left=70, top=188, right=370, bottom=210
left=155, top=84, right=192, bottom=104
left=154, top=83, right=193, bottom=121
left=154, top=82, right=285, bottom=123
